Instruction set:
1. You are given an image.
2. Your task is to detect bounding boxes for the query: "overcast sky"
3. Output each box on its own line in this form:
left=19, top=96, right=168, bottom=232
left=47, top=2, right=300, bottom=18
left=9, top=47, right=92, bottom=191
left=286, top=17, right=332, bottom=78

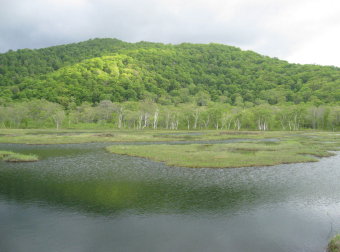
left=0, top=0, right=339, bottom=66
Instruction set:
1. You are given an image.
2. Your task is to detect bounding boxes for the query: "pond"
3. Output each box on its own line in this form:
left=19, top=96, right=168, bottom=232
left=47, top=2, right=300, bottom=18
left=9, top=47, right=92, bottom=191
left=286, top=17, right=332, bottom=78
left=0, top=142, right=339, bottom=252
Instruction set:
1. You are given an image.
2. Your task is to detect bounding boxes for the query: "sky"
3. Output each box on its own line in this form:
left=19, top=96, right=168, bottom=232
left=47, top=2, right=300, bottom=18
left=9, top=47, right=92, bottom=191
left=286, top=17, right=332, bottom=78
left=0, top=0, right=339, bottom=66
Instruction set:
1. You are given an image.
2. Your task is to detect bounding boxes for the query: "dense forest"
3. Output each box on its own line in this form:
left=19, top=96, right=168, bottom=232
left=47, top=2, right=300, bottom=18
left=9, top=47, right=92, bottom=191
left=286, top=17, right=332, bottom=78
left=0, top=38, right=339, bottom=130
left=0, top=38, right=339, bottom=106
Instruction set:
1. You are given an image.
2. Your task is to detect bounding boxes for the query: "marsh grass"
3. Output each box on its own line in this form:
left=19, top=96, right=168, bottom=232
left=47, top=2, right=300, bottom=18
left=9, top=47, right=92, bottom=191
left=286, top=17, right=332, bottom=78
left=0, top=151, right=14, bottom=157
left=0, top=129, right=338, bottom=168
left=0, top=151, right=38, bottom=162
left=0, top=129, right=285, bottom=144
left=328, top=235, right=340, bottom=252
left=107, top=135, right=340, bottom=168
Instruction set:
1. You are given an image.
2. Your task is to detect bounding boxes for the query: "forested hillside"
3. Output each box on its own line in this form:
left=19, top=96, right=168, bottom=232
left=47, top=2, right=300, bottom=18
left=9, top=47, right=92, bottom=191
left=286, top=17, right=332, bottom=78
left=0, top=38, right=339, bottom=106
left=0, top=38, right=339, bottom=130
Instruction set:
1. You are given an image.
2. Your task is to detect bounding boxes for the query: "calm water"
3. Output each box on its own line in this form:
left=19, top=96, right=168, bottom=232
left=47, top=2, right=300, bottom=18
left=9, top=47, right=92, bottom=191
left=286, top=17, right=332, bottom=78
left=0, top=142, right=339, bottom=252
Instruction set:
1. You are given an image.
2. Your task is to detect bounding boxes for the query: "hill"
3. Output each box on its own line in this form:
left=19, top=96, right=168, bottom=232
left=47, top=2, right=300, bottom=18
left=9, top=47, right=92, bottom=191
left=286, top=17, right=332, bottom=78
left=0, top=38, right=339, bottom=106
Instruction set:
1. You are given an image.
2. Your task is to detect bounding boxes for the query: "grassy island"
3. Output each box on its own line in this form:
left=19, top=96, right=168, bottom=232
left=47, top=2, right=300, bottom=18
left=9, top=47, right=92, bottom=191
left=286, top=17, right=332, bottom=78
left=106, top=132, right=340, bottom=168
left=0, top=151, right=38, bottom=162
left=328, top=235, right=340, bottom=252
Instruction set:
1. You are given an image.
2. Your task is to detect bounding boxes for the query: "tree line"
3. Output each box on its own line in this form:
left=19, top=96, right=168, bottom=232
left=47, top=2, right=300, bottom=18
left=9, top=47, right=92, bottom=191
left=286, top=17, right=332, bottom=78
left=1, top=100, right=339, bottom=131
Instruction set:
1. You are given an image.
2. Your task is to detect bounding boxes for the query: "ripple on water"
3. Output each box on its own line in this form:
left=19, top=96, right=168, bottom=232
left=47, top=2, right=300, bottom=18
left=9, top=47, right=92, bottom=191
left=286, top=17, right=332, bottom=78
left=0, top=143, right=339, bottom=252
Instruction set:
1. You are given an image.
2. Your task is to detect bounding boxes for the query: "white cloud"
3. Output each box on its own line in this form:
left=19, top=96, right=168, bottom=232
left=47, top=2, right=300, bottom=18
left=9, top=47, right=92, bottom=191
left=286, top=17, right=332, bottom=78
left=0, top=0, right=339, bottom=66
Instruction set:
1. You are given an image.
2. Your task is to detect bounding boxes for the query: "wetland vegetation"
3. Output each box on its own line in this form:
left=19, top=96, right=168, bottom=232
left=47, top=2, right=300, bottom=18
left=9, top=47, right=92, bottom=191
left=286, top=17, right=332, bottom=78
left=0, top=150, right=38, bottom=162
left=328, top=235, right=340, bottom=252
left=106, top=132, right=340, bottom=168
left=0, top=129, right=339, bottom=168
left=0, top=128, right=274, bottom=144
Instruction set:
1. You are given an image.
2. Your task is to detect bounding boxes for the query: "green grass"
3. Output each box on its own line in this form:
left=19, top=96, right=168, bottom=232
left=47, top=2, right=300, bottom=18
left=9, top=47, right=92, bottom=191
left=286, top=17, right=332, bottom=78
left=0, top=151, right=38, bottom=162
left=0, top=151, right=14, bottom=157
left=0, top=129, right=339, bottom=167
left=106, top=134, right=340, bottom=168
left=0, top=128, right=290, bottom=144
left=328, top=235, right=340, bottom=252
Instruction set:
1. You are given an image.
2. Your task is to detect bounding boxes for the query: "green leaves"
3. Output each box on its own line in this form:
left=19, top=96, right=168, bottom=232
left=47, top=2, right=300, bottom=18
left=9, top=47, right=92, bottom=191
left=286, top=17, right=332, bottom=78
left=0, top=38, right=339, bottom=106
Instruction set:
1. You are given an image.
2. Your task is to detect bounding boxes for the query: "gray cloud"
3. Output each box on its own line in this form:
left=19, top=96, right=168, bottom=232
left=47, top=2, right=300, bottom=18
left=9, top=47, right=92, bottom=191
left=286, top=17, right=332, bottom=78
left=0, top=0, right=339, bottom=66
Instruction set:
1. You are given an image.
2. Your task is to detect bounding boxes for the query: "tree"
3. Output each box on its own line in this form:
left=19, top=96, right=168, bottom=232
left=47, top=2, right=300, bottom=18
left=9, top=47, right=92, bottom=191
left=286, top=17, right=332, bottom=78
left=252, top=105, right=273, bottom=131
left=52, top=110, right=65, bottom=130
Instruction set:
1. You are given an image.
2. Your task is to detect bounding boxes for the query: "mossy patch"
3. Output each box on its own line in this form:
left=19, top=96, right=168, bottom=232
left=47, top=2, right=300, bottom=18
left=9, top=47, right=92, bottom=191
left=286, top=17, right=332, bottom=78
left=0, top=151, right=38, bottom=162
left=328, top=235, right=340, bottom=252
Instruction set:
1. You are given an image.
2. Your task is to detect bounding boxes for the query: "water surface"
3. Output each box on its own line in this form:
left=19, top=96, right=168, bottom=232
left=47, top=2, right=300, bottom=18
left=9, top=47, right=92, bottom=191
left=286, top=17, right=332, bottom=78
left=0, top=142, right=339, bottom=252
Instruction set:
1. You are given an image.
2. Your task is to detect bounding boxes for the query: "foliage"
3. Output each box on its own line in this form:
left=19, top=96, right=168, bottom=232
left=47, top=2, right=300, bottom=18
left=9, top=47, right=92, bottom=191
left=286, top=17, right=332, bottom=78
left=0, top=100, right=339, bottom=131
left=0, top=38, right=339, bottom=106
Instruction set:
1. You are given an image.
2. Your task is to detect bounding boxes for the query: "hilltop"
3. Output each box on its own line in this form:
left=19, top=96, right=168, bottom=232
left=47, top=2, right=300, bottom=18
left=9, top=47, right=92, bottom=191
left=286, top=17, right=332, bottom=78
left=0, top=38, right=339, bottom=106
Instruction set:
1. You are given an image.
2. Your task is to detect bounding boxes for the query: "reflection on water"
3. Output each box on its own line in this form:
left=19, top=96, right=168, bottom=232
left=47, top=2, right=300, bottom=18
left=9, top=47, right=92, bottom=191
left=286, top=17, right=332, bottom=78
left=0, top=143, right=340, bottom=252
